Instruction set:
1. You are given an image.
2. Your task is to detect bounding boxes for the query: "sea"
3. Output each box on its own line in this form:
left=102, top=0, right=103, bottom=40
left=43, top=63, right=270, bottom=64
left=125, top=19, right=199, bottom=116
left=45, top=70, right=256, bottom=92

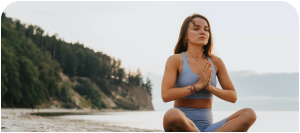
left=49, top=110, right=299, bottom=132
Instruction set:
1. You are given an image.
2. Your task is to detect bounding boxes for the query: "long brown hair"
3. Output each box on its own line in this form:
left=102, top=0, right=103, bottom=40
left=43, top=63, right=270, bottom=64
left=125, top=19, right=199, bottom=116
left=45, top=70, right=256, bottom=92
left=174, top=13, right=214, bottom=57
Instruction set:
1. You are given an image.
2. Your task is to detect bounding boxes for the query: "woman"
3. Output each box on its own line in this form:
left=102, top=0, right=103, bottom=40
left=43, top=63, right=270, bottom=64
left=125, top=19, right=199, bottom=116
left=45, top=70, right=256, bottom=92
left=161, top=13, right=257, bottom=132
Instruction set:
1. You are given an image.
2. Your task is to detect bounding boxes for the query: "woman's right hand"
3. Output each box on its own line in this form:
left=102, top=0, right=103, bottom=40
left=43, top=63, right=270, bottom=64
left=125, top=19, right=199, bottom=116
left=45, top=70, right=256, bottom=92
left=194, top=61, right=212, bottom=91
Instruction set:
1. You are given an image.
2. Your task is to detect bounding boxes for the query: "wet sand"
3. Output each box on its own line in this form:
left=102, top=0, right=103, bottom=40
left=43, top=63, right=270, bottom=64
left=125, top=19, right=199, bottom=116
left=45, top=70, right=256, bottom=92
left=1, top=108, right=163, bottom=132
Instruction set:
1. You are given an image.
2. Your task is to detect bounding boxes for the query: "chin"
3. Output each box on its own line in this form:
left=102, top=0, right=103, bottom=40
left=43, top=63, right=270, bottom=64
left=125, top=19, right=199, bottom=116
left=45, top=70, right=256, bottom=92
left=196, top=42, right=208, bottom=46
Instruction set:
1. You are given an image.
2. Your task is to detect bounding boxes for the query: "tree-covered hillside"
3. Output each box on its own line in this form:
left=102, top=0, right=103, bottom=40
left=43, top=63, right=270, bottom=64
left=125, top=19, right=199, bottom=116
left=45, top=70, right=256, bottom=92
left=1, top=12, right=152, bottom=109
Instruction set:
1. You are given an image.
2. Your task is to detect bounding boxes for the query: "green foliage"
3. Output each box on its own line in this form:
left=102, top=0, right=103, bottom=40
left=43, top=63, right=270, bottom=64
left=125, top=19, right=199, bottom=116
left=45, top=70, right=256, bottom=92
left=144, top=77, right=153, bottom=96
left=74, top=80, right=106, bottom=109
left=79, top=96, right=92, bottom=108
left=1, top=13, right=61, bottom=107
left=115, top=99, right=139, bottom=110
left=18, top=56, right=44, bottom=105
left=93, top=77, right=112, bottom=96
left=120, top=90, right=128, bottom=97
left=56, top=82, right=74, bottom=103
left=1, top=39, right=21, bottom=106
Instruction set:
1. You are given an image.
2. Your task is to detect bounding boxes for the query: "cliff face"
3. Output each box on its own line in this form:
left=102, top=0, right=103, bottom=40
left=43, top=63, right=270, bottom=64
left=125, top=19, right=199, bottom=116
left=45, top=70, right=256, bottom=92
left=56, top=72, right=154, bottom=111
left=120, top=83, right=154, bottom=110
left=97, top=83, right=154, bottom=111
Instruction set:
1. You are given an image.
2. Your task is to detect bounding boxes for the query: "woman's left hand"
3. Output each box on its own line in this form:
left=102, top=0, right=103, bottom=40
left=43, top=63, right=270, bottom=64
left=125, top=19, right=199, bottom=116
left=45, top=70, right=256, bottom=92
left=205, top=70, right=213, bottom=91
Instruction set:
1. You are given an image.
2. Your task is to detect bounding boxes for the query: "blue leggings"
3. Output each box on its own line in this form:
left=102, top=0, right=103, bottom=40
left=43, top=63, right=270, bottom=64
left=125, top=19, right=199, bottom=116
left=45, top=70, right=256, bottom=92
left=174, top=106, right=228, bottom=132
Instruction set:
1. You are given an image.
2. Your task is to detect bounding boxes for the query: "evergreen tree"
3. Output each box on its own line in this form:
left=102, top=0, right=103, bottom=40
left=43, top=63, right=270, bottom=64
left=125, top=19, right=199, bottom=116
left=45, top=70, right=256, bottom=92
left=145, top=77, right=153, bottom=96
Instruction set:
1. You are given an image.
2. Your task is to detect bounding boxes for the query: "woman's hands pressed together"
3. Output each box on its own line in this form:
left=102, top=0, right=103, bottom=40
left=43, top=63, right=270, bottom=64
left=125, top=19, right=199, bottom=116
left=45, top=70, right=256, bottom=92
left=194, top=61, right=212, bottom=91
left=205, top=72, right=213, bottom=91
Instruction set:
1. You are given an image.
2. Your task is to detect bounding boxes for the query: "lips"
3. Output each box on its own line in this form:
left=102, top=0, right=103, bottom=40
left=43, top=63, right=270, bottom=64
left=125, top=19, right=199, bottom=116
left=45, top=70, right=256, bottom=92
left=199, top=37, right=206, bottom=39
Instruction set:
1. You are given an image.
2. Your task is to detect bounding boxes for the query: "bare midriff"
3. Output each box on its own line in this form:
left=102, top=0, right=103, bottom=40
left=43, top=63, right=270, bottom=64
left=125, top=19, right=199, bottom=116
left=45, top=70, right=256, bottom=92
left=174, top=99, right=212, bottom=108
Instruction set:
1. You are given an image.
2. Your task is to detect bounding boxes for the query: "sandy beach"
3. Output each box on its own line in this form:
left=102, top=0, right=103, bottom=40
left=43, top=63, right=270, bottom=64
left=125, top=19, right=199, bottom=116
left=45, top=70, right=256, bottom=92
left=1, top=108, right=164, bottom=132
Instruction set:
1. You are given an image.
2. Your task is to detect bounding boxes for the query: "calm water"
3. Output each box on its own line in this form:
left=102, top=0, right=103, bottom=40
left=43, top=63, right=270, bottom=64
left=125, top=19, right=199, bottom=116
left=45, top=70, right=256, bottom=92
left=47, top=111, right=298, bottom=132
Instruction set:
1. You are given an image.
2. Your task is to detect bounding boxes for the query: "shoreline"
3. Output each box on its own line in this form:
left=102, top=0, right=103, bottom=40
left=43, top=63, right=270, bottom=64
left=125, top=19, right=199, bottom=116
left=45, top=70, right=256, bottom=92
left=1, top=108, right=163, bottom=132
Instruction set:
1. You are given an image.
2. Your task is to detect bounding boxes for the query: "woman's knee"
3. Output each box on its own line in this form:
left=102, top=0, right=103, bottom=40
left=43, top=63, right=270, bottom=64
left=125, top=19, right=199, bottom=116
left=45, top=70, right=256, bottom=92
left=164, top=108, right=186, bottom=126
left=241, top=108, right=257, bottom=125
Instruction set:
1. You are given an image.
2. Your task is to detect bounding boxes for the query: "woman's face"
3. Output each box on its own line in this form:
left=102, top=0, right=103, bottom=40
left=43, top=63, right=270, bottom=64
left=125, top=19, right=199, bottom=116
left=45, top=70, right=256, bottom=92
left=186, top=17, right=210, bottom=46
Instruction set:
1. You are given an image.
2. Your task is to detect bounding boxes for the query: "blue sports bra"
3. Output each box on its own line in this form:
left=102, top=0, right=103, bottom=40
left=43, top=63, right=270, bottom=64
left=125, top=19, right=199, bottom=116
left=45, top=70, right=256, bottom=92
left=174, top=52, right=217, bottom=99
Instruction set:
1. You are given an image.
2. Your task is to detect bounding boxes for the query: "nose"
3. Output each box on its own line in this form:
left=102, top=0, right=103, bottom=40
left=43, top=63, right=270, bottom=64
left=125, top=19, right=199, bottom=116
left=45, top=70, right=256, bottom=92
left=199, top=28, right=206, bottom=35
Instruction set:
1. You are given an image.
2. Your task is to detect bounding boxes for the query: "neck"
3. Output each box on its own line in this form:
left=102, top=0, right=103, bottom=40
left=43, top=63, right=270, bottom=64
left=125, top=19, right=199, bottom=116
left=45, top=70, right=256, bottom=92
left=186, top=44, right=205, bottom=59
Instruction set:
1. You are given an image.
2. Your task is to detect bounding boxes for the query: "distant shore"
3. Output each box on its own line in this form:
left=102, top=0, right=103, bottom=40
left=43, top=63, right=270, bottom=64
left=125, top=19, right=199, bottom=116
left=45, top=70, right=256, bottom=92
left=1, top=108, right=163, bottom=132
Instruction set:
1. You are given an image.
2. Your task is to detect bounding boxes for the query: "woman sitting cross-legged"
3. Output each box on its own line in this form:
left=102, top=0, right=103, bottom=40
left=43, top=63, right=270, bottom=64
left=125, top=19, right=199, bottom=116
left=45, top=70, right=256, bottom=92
left=161, top=13, right=257, bottom=132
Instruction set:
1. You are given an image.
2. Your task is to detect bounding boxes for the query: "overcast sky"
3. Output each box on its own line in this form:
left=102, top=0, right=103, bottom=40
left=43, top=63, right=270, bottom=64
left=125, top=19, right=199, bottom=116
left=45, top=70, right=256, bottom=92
left=2, top=1, right=299, bottom=77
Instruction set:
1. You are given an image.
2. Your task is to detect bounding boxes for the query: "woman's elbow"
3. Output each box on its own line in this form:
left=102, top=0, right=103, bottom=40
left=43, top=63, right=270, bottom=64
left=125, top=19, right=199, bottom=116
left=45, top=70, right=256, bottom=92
left=231, top=97, right=237, bottom=103
left=161, top=93, right=171, bottom=103
left=231, top=92, right=237, bottom=103
left=162, top=98, right=169, bottom=103
left=162, top=96, right=169, bottom=103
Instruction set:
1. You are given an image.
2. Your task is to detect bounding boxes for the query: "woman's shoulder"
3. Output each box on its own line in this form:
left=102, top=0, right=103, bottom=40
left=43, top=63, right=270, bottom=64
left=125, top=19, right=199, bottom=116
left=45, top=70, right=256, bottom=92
left=209, top=55, right=224, bottom=72
left=166, top=53, right=183, bottom=66
left=209, top=55, right=222, bottom=63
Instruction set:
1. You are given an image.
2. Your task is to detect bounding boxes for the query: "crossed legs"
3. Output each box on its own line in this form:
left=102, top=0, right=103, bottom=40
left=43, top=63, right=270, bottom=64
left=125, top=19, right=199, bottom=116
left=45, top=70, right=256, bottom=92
left=214, top=108, right=257, bottom=132
left=163, top=108, right=256, bottom=132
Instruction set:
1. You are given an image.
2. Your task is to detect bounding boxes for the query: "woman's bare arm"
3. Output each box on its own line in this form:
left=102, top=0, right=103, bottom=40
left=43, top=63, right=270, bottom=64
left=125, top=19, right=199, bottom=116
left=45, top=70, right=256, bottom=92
left=206, top=56, right=237, bottom=103
left=161, top=55, right=193, bottom=103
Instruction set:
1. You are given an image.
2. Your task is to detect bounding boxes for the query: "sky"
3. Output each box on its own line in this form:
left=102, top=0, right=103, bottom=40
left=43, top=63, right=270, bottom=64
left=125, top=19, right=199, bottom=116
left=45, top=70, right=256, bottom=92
left=1, top=1, right=299, bottom=76
left=1, top=1, right=299, bottom=111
